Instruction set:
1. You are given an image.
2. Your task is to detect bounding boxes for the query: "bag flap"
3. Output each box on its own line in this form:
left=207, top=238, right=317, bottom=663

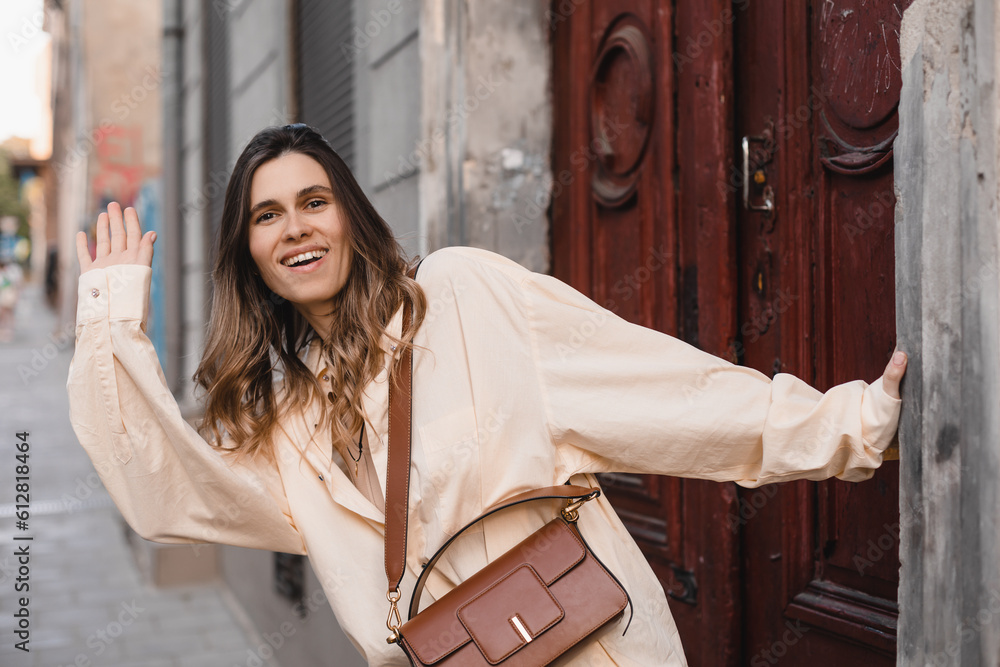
left=508, top=518, right=586, bottom=584
left=399, top=519, right=584, bottom=664
left=458, top=564, right=564, bottom=664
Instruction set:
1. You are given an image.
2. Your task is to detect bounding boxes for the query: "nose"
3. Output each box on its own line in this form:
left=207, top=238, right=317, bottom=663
left=282, top=209, right=311, bottom=240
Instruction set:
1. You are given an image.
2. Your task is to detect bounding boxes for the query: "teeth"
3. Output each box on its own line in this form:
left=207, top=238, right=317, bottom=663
left=282, top=249, right=328, bottom=266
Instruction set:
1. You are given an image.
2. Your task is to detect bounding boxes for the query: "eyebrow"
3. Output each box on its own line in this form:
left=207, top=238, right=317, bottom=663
left=249, top=185, right=334, bottom=218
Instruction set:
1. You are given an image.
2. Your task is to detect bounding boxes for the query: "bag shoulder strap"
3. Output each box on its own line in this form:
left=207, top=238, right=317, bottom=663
left=385, top=263, right=419, bottom=597
left=384, top=262, right=422, bottom=642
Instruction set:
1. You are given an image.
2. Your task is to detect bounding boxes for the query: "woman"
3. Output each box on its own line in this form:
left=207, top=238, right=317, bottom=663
left=69, top=124, right=907, bottom=665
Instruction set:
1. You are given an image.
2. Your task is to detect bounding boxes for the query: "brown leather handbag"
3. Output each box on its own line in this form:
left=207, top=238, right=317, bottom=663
left=383, top=293, right=632, bottom=666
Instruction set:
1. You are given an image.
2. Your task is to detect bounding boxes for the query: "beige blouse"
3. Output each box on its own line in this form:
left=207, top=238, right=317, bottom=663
left=67, top=246, right=902, bottom=666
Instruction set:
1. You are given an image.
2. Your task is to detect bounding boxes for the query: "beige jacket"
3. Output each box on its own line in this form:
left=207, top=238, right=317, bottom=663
left=67, top=246, right=902, bottom=666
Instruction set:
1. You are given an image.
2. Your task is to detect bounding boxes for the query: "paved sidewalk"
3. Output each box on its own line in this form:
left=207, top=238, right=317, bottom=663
left=0, top=281, right=277, bottom=667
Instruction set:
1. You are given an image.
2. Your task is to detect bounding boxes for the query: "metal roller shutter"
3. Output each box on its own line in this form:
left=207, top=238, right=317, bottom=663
left=296, top=0, right=355, bottom=170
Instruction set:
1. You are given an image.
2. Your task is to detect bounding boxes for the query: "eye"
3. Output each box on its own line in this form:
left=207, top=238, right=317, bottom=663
left=255, top=211, right=276, bottom=224
left=306, top=198, right=327, bottom=209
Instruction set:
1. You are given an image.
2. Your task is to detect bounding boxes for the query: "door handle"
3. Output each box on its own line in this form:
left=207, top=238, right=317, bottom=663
left=742, top=135, right=775, bottom=214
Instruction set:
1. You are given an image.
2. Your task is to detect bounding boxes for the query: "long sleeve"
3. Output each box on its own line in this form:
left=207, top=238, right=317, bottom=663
left=67, top=264, right=305, bottom=553
left=518, top=267, right=901, bottom=487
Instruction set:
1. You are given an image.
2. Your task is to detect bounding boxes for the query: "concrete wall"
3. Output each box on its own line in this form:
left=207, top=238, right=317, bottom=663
left=356, top=0, right=423, bottom=256
left=419, top=0, right=551, bottom=270
left=48, top=0, right=86, bottom=333
left=896, top=1, right=1000, bottom=664
left=221, top=545, right=365, bottom=667
left=173, top=0, right=207, bottom=408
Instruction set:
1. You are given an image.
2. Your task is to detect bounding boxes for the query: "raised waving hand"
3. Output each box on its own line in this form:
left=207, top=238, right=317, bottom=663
left=75, top=201, right=157, bottom=274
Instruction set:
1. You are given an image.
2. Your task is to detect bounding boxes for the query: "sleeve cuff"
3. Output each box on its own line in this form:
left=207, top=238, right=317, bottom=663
left=77, top=265, right=152, bottom=325
left=860, top=375, right=903, bottom=451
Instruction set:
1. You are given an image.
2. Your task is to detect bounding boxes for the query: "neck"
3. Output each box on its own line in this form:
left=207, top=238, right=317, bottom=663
left=296, top=304, right=336, bottom=342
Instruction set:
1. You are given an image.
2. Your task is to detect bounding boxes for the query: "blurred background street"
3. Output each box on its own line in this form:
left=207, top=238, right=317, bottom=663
left=0, top=0, right=371, bottom=663
left=0, top=280, right=279, bottom=667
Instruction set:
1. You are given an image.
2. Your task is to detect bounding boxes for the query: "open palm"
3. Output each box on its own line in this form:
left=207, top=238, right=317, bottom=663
left=76, top=202, right=157, bottom=274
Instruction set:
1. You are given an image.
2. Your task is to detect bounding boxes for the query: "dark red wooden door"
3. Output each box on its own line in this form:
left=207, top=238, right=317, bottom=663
left=734, top=0, right=907, bottom=664
left=551, top=0, right=907, bottom=664
left=552, top=1, right=741, bottom=663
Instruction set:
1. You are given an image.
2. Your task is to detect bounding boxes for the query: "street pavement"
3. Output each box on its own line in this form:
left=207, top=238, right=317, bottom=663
left=0, top=280, right=279, bottom=667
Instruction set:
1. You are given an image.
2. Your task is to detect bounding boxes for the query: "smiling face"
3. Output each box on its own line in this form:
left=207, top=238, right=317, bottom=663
left=247, top=152, right=353, bottom=335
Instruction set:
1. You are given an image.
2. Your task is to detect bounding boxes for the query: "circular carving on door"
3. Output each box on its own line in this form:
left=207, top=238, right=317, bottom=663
left=815, top=0, right=912, bottom=176
left=817, top=0, right=906, bottom=130
left=589, top=16, right=654, bottom=207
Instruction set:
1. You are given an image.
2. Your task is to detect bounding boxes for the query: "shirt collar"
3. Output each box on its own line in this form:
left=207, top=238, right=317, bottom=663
left=291, top=304, right=404, bottom=523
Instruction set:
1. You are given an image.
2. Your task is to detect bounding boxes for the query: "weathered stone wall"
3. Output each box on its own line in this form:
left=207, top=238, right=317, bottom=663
left=896, top=0, right=1000, bottom=664
left=419, top=0, right=552, bottom=271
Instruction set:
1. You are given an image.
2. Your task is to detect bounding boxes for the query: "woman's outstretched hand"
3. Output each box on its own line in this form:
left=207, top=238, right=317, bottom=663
left=76, top=201, right=157, bottom=274
left=881, top=350, right=908, bottom=399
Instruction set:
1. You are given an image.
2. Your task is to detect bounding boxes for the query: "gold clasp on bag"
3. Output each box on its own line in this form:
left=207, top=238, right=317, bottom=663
left=386, top=589, right=402, bottom=644
left=560, top=490, right=600, bottom=523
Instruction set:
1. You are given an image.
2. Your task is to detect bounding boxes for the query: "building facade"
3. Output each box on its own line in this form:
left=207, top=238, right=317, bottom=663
left=46, top=0, right=164, bottom=354
left=156, top=0, right=553, bottom=662
left=48, top=0, right=1000, bottom=664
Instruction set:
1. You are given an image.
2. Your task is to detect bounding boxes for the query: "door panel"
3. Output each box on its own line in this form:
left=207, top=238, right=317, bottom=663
left=732, top=0, right=907, bottom=662
left=550, top=1, right=906, bottom=664
left=733, top=0, right=818, bottom=662
left=551, top=2, right=741, bottom=664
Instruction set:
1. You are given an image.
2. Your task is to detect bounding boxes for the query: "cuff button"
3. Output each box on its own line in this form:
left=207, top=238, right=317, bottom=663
left=90, top=288, right=100, bottom=298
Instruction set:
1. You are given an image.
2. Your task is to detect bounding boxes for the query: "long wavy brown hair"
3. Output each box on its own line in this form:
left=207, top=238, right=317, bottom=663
left=193, top=124, right=426, bottom=459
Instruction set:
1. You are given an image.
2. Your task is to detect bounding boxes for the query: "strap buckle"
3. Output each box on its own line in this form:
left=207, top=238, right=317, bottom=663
left=386, top=589, right=402, bottom=644
left=560, top=489, right=600, bottom=523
